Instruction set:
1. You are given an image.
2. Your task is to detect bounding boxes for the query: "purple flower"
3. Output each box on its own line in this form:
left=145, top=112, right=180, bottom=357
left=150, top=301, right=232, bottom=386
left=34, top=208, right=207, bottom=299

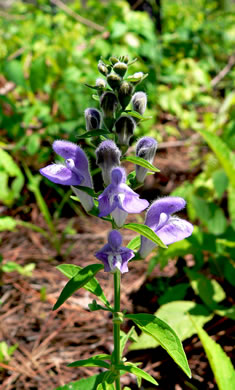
left=40, top=140, right=94, bottom=211
left=139, top=197, right=193, bottom=258
left=136, top=137, right=158, bottom=183
left=95, top=230, right=134, bottom=273
left=98, top=167, right=149, bottom=227
left=96, top=140, right=121, bottom=185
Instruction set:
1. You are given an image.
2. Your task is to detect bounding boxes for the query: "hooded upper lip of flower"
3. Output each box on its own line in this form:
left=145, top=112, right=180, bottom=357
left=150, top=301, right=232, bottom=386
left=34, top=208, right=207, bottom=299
left=39, top=140, right=91, bottom=187
left=95, top=230, right=135, bottom=273
left=139, top=197, right=193, bottom=257
left=98, top=167, right=149, bottom=218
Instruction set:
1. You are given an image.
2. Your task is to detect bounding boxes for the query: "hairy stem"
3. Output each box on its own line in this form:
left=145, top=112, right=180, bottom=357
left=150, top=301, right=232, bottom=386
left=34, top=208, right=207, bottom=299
left=113, top=270, right=121, bottom=390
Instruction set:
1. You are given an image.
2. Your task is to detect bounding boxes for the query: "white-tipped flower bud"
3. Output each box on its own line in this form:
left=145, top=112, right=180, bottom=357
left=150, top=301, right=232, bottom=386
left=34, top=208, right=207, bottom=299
left=96, top=78, right=106, bottom=89
left=113, top=62, right=128, bottom=77
left=96, top=140, right=121, bottom=185
left=84, top=108, right=101, bottom=131
left=118, top=81, right=134, bottom=110
left=100, top=91, right=118, bottom=118
left=115, top=115, right=136, bottom=146
left=131, top=92, right=147, bottom=116
left=98, top=61, right=108, bottom=76
left=135, top=137, right=158, bottom=182
left=107, top=72, right=122, bottom=90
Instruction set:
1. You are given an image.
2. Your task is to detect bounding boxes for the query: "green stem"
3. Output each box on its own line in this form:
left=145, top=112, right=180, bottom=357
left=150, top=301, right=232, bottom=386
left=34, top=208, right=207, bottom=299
left=113, top=270, right=121, bottom=390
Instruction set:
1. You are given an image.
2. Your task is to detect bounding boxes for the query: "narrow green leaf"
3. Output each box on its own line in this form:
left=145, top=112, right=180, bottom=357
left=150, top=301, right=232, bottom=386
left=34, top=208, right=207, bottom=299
left=54, top=372, right=106, bottom=390
left=197, top=129, right=235, bottom=187
left=53, top=264, right=103, bottom=310
left=129, top=301, right=213, bottom=351
left=117, top=363, right=158, bottom=386
left=125, top=110, right=152, bottom=121
left=120, top=326, right=138, bottom=356
left=191, top=318, right=235, bottom=390
left=123, top=223, right=167, bottom=249
left=127, top=236, right=141, bottom=250
left=68, top=357, right=110, bottom=369
left=126, top=313, right=191, bottom=378
left=122, top=156, right=160, bottom=172
left=77, top=129, right=110, bottom=139
left=56, top=264, right=111, bottom=309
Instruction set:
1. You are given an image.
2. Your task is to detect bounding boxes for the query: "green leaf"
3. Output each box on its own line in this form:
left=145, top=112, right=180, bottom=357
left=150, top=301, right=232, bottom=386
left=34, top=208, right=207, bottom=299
left=125, top=110, right=152, bottom=121
left=158, top=284, right=189, bottom=305
left=228, top=184, right=235, bottom=221
left=126, top=313, right=191, bottom=378
left=215, top=306, right=235, bottom=320
left=56, top=264, right=111, bottom=309
left=68, top=357, right=110, bottom=369
left=127, top=236, right=141, bottom=250
left=212, top=169, right=228, bottom=199
left=117, top=363, right=158, bottom=386
left=123, top=223, right=167, bottom=249
left=77, top=129, right=110, bottom=139
left=0, top=217, right=17, bottom=232
left=120, top=326, right=138, bottom=356
left=186, top=269, right=226, bottom=309
left=197, top=129, right=235, bottom=188
left=53, top=264, right=103, bottom=310
left=29, top=56, right=47, bottom=92
left=122, top=156, right=160, bottom=172
left=191, top=319, right=235, bottom=390
left=54, top=372, right=106, bottom=390
left=4, top=60, right=26, bottom=87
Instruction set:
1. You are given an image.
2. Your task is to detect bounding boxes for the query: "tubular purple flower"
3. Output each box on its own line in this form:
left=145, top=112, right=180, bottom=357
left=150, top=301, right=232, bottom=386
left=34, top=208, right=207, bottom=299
left=96, top=140, right=121, bottom=185
left=131, top=92, right=147, bottom=116
left=139, top=197, right=193, bottom=258
left=98, top=167, right=149, bottom=227
left=95, top=230, right=134, bottom=273
left=84, top=108, right=102, bottom=131
left=40, top=140, right=94, bottom=212
left=135, top=137, right=158, bottom=182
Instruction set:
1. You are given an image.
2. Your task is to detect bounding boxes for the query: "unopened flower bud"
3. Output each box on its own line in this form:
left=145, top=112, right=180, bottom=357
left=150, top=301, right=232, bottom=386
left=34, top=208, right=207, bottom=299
left=131, top=92, right=147, bottom=115
left=113, top=62, right=128, bottom=77
left=100, top=91, right=118, bottom=118
left=109, top=56, right=119, bottom=65
left=98, top=61, right=108, bottom=76
left=127, top=72, right=146, bottom=85
left=96, top=78, right=106, bottom=89
left=84, top=108, right=101, bottom=131
left=123, top=55, right=129, bottom=64
left=135, top=136, right=158, bottom=182
left=107, top=72, right=122, bottom=90
left=115, top=115, right=136, bottom=147
left=118, top=81, right=134, bottom=110
left=96, top=140, right=121, bottom=185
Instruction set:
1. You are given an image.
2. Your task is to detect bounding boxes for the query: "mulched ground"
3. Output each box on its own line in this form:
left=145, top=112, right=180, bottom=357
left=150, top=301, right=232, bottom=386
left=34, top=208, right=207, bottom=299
left=0, top=145, right=234, bottom=389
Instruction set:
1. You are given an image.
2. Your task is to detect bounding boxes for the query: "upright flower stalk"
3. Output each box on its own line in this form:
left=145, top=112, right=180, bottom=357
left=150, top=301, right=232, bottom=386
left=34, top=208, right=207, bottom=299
left=40, top=56, right=193, bottom=388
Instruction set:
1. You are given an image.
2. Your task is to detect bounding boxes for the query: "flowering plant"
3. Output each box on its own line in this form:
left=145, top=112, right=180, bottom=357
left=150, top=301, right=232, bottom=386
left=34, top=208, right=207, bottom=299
left=40, top=56, right=193, bottom=389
